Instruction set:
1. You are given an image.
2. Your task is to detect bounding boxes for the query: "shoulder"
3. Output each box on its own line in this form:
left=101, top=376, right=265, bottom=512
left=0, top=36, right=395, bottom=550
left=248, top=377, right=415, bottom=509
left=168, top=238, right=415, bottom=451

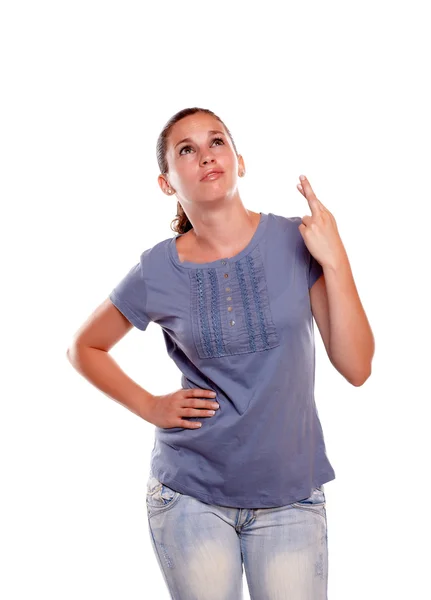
left=267, top=211, right=302, bottom=231
left=265, top=212, right=304, bottom=248
left=265, top=212, right=315, bottom=268
left=137, top=236, right=173, bottom=272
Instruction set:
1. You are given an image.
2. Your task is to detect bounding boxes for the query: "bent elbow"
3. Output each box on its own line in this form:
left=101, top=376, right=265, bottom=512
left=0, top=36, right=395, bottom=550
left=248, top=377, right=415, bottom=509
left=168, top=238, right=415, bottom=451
left=350, top=367, right=372, bottom=387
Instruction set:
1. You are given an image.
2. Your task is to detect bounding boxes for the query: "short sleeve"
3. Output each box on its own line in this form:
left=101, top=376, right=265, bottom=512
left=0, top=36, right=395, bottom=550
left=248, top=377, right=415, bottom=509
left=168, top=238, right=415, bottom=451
left=308, top=252, right=324, bottom=289
left=289, top=215, right=324, bottom=290
left=109, top=259, right=151, bottom=331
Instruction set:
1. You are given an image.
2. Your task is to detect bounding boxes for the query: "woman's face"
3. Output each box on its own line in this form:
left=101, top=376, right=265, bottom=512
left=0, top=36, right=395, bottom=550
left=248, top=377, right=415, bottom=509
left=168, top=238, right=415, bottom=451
left=160, top=112, right=244, bottom=208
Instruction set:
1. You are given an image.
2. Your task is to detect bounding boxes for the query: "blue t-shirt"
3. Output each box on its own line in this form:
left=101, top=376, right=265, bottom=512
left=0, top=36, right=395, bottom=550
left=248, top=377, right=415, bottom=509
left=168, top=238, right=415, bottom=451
left=109, top=212, right=336, bottom=508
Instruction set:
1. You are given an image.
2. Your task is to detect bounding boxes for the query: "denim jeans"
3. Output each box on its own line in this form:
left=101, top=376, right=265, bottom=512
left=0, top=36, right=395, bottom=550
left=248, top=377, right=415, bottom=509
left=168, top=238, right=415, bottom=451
left=146, top=473, right=328, bottom=599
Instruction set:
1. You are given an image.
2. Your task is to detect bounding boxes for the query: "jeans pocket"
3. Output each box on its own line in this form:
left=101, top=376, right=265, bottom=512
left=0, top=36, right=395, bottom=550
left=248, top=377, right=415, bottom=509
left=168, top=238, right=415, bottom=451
left=292, top=486, right=326, bottom=516
left=146, top=474, right=181, bottom=517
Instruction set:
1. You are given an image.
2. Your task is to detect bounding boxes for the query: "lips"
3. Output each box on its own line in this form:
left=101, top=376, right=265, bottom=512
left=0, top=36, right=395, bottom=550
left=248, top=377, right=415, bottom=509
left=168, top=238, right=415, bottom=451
left=201, top=169, right=224, bottom=181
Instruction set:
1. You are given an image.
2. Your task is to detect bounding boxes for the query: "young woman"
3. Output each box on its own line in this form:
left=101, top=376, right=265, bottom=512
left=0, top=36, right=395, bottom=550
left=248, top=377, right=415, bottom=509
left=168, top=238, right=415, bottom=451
left=68, top=107, right=374, bottom=599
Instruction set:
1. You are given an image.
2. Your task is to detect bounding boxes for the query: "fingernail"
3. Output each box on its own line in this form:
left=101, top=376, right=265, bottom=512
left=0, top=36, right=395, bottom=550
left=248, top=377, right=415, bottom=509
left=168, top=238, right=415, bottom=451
left=300, top=175, right=305, bottom=181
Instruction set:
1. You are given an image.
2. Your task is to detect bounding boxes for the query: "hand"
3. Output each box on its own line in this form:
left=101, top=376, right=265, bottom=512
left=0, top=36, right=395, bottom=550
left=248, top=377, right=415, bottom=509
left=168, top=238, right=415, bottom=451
left=143, top=388, right=220, bottom=429
left=296, top=174, right=347, bottom=269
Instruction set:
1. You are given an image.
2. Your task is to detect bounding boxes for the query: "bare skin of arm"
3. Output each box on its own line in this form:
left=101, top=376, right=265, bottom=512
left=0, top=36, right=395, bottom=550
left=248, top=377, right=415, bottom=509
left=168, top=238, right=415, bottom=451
left=66, top=298, right=154, bottom=419
left=66, top=298, right=219, bottom=426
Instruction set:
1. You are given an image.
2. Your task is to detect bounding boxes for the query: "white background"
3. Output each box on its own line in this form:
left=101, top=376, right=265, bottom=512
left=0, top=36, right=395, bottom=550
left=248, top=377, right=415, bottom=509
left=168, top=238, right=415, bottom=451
left=1, top=0, right=430, bottom=598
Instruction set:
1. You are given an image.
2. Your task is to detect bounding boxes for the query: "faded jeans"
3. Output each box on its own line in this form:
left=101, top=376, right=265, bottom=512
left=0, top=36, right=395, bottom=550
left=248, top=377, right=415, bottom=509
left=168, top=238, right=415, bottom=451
left=146, top=473, right=328, bottom=599
left=146, top=473, right=328, bottom=600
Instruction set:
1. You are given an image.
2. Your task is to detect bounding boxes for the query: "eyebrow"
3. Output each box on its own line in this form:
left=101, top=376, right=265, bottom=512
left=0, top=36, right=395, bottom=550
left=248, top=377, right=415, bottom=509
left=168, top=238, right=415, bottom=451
left=174, top=130, right=226, bottom=149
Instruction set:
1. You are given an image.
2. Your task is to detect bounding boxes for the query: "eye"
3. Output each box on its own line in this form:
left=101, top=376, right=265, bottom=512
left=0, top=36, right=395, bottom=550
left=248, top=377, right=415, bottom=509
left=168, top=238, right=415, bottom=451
left=179, top=137, right=225, bottom=155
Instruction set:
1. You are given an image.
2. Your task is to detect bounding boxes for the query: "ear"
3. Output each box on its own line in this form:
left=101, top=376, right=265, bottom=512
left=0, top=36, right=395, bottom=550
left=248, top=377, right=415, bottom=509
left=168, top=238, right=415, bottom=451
left=158, top=174, right=170, bottom=194
left=238, top=154, right=246, bottom=176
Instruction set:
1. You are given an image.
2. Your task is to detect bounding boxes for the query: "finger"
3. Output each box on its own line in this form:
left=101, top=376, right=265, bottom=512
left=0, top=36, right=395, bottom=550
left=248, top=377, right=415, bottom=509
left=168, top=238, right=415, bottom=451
left=188, top=388, right=217, bottom=398
left=187, top=397, right=219, bottom=410
left=299, top=175, right=321, bottom=214
left=298, top=182, right=324, bottom=208
left=182, top=406, right=216, bottom=418
left=183, top=390, right=219, bottom=409
left=179, top=418, right=202, bottom=428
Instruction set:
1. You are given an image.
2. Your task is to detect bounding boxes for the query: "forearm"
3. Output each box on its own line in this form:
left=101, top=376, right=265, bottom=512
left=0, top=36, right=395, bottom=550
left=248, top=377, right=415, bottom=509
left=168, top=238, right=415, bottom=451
left=66, top=344, right=154, bottom=420
left=324, top=255, right=375, bottom=386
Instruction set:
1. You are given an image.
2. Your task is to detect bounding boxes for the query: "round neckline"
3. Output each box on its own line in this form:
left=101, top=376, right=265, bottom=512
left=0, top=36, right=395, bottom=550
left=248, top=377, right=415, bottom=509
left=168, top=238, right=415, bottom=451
left=169, top=212, right=268, bottom=269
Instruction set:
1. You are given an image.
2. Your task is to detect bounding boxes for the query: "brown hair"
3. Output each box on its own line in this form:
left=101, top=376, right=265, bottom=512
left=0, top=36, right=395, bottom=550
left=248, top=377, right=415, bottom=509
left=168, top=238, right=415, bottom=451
left=156, top=107, right=239, bottom=234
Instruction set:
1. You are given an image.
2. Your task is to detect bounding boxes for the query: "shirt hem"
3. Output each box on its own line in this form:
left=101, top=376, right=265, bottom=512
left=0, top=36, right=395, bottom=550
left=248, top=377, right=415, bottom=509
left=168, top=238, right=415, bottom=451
left=150, top=468, right=336, bottom=509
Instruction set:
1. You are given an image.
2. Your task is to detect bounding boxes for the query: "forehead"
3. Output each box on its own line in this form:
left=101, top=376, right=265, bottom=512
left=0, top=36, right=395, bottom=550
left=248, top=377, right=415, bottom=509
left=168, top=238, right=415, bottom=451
left=169, top=113, right=226, bottom=145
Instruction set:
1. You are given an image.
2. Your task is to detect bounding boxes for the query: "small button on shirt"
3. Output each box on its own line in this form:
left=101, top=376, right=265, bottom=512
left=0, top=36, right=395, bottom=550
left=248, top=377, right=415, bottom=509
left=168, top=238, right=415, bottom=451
left=109, top=212, right=336, bottom=508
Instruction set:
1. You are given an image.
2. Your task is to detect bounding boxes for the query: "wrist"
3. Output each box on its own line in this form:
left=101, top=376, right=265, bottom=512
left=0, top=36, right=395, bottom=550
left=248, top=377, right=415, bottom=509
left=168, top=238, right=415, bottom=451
left=136, top=389, right=155, bottom=421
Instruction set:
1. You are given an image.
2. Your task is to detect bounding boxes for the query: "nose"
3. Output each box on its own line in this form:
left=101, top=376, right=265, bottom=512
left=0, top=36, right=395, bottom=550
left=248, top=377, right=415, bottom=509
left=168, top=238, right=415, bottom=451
left=200, top=149, right=217, bottom=166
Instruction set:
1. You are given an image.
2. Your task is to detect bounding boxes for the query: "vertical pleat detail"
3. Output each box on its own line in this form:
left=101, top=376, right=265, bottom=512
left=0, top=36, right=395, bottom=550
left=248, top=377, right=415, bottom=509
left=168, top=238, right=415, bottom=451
left=235, top=259, right=257, bottom=353
left=246, top=254, right=270, bottom=349
left=191, top=246, right=280, bottom=359
left=208, top=269, right=225, bottom=356
left=195, top=269, right=213, bottom=357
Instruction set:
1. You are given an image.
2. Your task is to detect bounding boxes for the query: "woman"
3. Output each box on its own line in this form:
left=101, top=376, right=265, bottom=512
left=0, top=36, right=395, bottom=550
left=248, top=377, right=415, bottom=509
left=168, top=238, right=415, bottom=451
left=68, top=107, right=374, bottom=599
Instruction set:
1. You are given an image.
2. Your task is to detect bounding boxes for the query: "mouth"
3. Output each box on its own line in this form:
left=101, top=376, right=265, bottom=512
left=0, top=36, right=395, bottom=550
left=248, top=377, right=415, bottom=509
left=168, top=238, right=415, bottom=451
left=201, top=171, right=224, bottom=182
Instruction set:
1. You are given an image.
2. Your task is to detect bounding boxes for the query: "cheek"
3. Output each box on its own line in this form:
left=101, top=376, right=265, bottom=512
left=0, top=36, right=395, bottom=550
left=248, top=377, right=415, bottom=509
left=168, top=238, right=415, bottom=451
left=173, top=162, right=195, bottom=186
